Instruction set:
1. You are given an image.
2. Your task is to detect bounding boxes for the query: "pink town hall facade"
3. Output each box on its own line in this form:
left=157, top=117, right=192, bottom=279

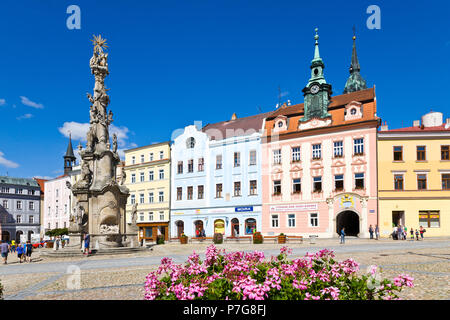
left=261, top=31, right=379, bottom=238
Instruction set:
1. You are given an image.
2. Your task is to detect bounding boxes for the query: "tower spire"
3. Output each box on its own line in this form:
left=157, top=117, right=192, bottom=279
left=343, top=28, right=367, bottom=94
left=64, top=133, right=76, bottom=174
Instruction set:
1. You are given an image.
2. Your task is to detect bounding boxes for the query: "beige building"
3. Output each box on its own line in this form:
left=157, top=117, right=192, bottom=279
left=124, top=142, right=171, bottom=243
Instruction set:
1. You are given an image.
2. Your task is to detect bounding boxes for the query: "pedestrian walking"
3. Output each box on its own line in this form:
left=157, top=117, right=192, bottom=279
left=419, top=226, right=425, bottom=240
left=397, top=225, right=403, bottom=240
left=392, top=225, right=398, bottom=240
left=16, top=243, right=24, bottom=263
left=375, top=225, right=380, bottom=240
left=10, top=239, right=16, bottom=253
left=83, top=233, right=90, bottom=255
left=415, top=229, right=419, bottom=241
left=410, top=228, right=414, bottom=240
left=369, top=225, right=374, bottom=239
left=340, top=227, right=346, bottom=244
left=1, top=240, right=9, bottom=264
left=25, top=240, right=33, bottom=262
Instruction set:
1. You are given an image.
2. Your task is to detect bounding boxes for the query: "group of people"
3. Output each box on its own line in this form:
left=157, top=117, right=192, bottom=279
left=195, top=229, right=206, bottom=237
left=1, top=240, right=34, bottom=265
left=368, top=225, right=380, bottom=240
left=392, top=225, right=426, bottom=241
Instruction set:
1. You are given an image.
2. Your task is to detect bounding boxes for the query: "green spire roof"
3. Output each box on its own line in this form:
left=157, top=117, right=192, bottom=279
left=307, top=28, right=327, bottom=86
left=343, top=33, right=367, bottom=94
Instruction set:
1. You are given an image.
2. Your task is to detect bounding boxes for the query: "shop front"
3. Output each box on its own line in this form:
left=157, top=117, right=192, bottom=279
left=138, top=222, right=169, bottom=243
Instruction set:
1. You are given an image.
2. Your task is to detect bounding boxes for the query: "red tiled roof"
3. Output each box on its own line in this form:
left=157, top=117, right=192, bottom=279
left=383, top=124, right=450, bottom=133
left=202, top=112, right=273, bottom=140
left=33, top=178, right=47, bottom=193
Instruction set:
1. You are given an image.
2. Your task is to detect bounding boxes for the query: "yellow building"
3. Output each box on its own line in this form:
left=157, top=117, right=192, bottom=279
left=124, top=142, right=171, bottom=243
left=378, top=111, right=450, bottom=237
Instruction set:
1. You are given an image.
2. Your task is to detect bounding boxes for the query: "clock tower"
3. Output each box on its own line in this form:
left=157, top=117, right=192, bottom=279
left=300, top=28, right=332, bottom=122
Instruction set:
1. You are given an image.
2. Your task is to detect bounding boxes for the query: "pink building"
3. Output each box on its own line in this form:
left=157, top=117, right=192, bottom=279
left=261, top=31, right=379, bottom=238
left=43, top=175, right=72, bottom=232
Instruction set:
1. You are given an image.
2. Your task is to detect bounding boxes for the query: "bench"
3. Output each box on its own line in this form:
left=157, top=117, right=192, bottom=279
left=189, top=237, right=213, bottom=243
left=224, top=236, right=252, bottom=243
left=286, top=235, right=303, bottom=243
left=262, top=236, right=279, bottom=243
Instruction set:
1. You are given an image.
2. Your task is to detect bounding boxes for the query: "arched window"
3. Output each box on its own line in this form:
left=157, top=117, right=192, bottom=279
left=245, top=218, right=257, bottom=235
left=186, top=137, right=196, bottom=149
left=214, top=219, right=225, bottom=235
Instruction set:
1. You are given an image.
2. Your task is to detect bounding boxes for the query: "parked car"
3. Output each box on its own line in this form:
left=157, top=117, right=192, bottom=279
left=32, top=241, right=46, bottom=248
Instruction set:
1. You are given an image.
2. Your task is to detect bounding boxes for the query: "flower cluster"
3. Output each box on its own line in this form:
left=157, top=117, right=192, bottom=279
left=144, top=245, right=413, bottom=300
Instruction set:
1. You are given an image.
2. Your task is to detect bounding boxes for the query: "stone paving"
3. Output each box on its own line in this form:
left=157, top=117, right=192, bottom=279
left=1, top=238, right=449, bottom=300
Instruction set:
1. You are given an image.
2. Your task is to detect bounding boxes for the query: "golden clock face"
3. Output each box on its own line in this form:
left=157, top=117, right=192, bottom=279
left=310, top=85, right=319, bottom=94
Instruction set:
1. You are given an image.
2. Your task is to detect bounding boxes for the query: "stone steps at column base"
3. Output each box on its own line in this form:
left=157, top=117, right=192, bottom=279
left=40, top=246, right=153, bottom=258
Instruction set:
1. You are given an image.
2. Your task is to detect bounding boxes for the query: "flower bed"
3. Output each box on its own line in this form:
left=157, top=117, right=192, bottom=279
left=144, top=245, right=413, bottom=300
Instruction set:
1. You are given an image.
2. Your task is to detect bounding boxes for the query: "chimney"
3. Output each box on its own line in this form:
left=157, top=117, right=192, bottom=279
left=445, top=118, right=450, bottom=129
left=380, top=121, right=388, bottom=131
left=231, top=113, right=237, bottom=121
left=413, top=120, right=420, bottom=127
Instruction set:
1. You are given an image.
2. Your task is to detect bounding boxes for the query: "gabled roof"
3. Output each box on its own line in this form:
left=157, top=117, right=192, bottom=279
left=0, top=176, right=39, bottom=187
left=202, top=112, right=273, bottom=140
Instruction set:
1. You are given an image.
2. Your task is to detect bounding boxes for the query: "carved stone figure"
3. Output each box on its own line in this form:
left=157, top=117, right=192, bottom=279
left=131, top=203, right=138, bottom=225
left=112, top=133, right=118, bottom=153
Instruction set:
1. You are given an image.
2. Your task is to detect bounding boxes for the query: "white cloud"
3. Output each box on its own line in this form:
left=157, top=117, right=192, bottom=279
left=20, top=96, right=44, bottom=109
left=59, top=121, right=90, bottom=141
left=0, top=151, right=19, bottom=168
left=33, top=175, right=54, bottom=180
left=16, top=113, right=33, bottom=120
left=0, top=99, right=6, bottom=106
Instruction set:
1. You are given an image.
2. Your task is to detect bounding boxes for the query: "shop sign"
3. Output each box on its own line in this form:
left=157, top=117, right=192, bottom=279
left=235, top=206, right=253, bottom=212
left=270, top=203, right=318, bottom=212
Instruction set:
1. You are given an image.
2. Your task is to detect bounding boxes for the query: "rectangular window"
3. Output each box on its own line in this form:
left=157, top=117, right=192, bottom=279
left=29, top=215, right=34, bottom=224
left=159, top=151, right=164, bottom=160
left=417, top=146, right=426, bottom=161
left=139, top=193, right=145, bottom=204
left=148, top=192, right=154, bottom=203
left=188, top=159, right=194, bottom=173
left=417, top=174, right=427, bottom=190
left=140, top=172, right=145, bottom=182
left=177, top=161, right=183, bottom=174
left=56, top=222, right=58, bottom=229
left=313, top=177, right=322, bottom=192
left=335, top=174, right=344, bottom=191
left=130, top=194, right=135, bottom=204
left=234, top=181, right=241, bottom=197
left=140, top=214, right=144, bottom=222
left=273, top=149, right=282, bottom=164
left=271, top=214, right=279, bottom=228
left=249, top=150, right=257, bottom=165
left=273, top=180, right=281, bottom=195
left=394, top=174, right=404, bottom=190
left=149, top=153, right=154, bottom=162
left=187, top=186, right=193, bottom=200
left=131, top=173, right=136, bottom=183
left=16, top=200, right=22, bottom=210
left=234, top=152, right=241, bottom=167
left=198, top=185, right=204, bottom=199
left=29, top=202, right=35, bottom=210
left=216, top=155, right=222, bottom=169
left=393, top=146, right=403, bottom=161
left=216, top=184, right=223, bottom=198
left=159, top=191, right=164, bottom=202
left=64, top=204, right=68, bottom=214
left=159, top=212, right=165, bottom=220
left=2, top=200, right=8, bottom=209
left=441, top=145, right=450, bottom=160
left=16, top=215, right=22, bottom=223
left=159, top=169, right=164, bottom=180
left=141, top=154, right=145, bottom=163
left=149, top=212, right=154, bottom=221
left=442, top=174, right=450, bottom=190
left=419, top=211, right=440, bottom=228
left=293, top=178, right=301, bottom=194
left=292, top=147, right=301, bottom=162
left=198, top=158, right=204, bottom=172
left=310, top=213, right=319, bottom=227
left=355, top=173, right=365, bottom=189
left=288, top=214, right=296, bottom=227
left=145, top=227, right=152, bottom=237
left=312, top=144, right=322, bottom=160
left=149, top=171, right=154, bottom=181
left=1, top=187, right=10, bottom=193
left=177, top=187, right=182, bottom=200
left=55, top=206, right=58, bottom=217
left=131, top=156, right=136, bottom=165
left=334, top=141, right=343, bottom=158
left=250, top=180, right=257, bottom=195
left=354, top=138, right=364, bottom=155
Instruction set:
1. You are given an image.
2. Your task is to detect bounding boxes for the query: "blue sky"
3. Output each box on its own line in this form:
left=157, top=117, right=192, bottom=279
left=1, top=0, right=450, bottom=179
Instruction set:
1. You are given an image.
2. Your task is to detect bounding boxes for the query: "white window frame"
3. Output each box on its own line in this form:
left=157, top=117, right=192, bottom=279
left=353, top=138, right=364, bottom=155
left=292, top=147, right=301, bottom=162
left=312, top=144, right=322, bottom=159
left=249, top=150, right=257, bottom=166
left=139, top=193, right=145, bottom=204
left=159, top=169, right=165, bottom=180
left=149, top=192, right=154, bottom=203
left=159, top=191, right=164, bottom=203
left=273, top=149, right=282, bottom=164
left=287, top=214, right=296, bottom=228
left=334, top=141, right=344, bottom=158
left=140, top=172, right=145, bottom=182
left=271, top=214, right=279, bottom=228
left=149, top=171, right=154, bottom=181
left=309, top=212, right=319, bottom=227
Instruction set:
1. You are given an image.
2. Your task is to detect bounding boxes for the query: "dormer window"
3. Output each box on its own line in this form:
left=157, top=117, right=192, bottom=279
left=350, top=108, right=357, bottom=115
left=344, top=101, right=363, bottom=121
left=278, top=121, right=283, bottom=128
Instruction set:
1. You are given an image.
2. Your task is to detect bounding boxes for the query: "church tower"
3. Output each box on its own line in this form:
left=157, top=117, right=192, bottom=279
left=343, top=31, right=367, bottom=93
left=64, top=134, right=77, bottom=174
left=301, top=28, right=332, bottom=122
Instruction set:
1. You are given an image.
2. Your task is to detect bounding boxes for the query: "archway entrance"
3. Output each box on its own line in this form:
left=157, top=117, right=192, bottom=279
left=194, top=220, right=204, bottom=237
left=336, top=210, right=360, bottom=237
left=231, top=218, right=239, bottom=237
left=175, top=220, right=184, bottom=238
left=245, top=218, right=257, bottom=235
left=15, top=230, right=23, bottom=242
left=28, top=230, right=34, bottom=241
left=214, top=219, right=225, bottom=234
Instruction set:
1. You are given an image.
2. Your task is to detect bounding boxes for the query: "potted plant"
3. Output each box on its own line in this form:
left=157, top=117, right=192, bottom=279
left=252, top=232, right=263, bottom=244
left=213, top=233, right=223, bottom=244
left=157, top=235, right=165, bottom=245
left=277, top=233, right=287, bottom=244
left=179, top=233, right=188, bottom=244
